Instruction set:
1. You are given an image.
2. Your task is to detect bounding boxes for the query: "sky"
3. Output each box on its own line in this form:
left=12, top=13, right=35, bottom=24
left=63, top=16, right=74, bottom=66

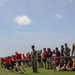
left=0, top=0, right=75, bottom=57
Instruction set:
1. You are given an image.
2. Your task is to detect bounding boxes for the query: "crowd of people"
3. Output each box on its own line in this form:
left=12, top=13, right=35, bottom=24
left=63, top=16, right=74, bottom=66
left=0, top=43, right=75, bottom=74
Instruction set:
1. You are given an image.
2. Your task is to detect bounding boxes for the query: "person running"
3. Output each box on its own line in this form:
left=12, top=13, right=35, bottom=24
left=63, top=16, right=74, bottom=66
left=31, top=45, right=38, bottom=73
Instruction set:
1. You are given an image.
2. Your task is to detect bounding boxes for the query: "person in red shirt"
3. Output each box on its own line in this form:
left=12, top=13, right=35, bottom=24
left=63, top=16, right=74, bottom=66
left=25, top=53, right=29, bottom=67
left=1, top=58, right=5, bottom=67
left=46, top=48, right=52, bottom=69
left=66, top=58, right=75, bottom=71
left=15, top=52, right=27, bottom=74
left=43, top=48, right=47, bottom=69
left=52, top=50, right=56, bottom=56
left=27, top=52, right=31, bottom=66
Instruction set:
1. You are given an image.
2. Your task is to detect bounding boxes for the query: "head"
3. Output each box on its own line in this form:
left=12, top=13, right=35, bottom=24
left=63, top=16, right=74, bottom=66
left=47, top=48, right=51, bottom=51
left=43, top=48, right=46, bottom=51
left=40, top=50, right=42, bottom=53
left=68, top=58, right=72, bottom=63
left=31, top=45, right=35, bottom=50
left=61, top=45, right=64, bottom=49
left=53, top=50, right=55, bottom=52
left=64, top=43, right=68, bottom=48
left=15, top=52, right=18, bottom=55
left=28, top=52, right=30, bottom=54
left=55, top=47, right=58, bottom=51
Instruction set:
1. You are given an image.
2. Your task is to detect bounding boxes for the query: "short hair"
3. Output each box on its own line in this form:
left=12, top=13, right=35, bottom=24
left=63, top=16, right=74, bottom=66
left=65, top=43, right=67, bottom=45
left=31, top=45, right=35, bottom=48
left=47, top=48, right=51, bottom=50
left=43, top=48, right=46, bottom=50
left=56, top=47, right=58, bottom=50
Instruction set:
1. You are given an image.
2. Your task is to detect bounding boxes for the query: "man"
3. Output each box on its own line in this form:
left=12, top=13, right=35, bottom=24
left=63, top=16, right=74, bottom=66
left=60, top=45, right=64, bottom=56
left=37, top=50, right=41, bottom=68
left=64, top=43, right=71, bottom=63
left=55, top=47, right=60, bottom=65
left=72, top=43, right=75, bottom=56
left=46, top=48, right=52, bottom=69
left=72, top=43, right=75, bottom=64
left=64, top=43, right=71, bottom=56
left=27, top=52, right=31, bottom=66
left=43, top=48, right=47, bottom=69
left=15, top=52, right=26, bottom=74
left=31, top=45, right=38, bottom=73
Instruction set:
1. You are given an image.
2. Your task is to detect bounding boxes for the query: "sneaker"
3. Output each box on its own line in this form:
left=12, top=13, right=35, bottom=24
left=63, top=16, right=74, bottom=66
left=18, top=71, right=21, bottom=73
left=5, top=69, right=8, bottom=71
left=24, top=72, right=27, bottom=74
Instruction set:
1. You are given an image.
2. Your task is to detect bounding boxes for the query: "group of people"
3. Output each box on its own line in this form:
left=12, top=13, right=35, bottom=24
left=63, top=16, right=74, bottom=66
left=0, top=43, right=75, bottom=74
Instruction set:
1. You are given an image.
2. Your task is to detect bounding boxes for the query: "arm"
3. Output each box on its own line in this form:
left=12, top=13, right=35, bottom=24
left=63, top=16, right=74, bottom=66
left=72, top=45, right=74, bottom=56
left=66, top=49, right=71, bottom=56
left=66, top=62, right=69, bottom=68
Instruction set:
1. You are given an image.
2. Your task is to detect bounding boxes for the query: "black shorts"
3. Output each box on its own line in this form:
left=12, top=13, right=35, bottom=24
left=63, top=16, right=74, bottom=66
left=38, top=56, right=41, bottom=62
left=43, top=58, right=46, bottom=62
left=18, top=61, right=21, bottom=66
left=11, top=63, right=16, bottom=68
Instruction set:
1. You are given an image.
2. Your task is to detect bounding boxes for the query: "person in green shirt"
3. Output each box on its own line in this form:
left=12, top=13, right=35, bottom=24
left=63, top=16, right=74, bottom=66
left=31, top=45, right=38, bottom=73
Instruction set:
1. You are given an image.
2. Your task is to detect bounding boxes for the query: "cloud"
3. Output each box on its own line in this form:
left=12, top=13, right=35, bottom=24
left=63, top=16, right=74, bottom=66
left=59, top=0, right=73, bottom=5
left=57, top=0, right=73, bottom=6
left=14, top=15, right=31, bottom=26
left=54, top=13, right=63, bottom=19
left=68, top=0, right=73, bottom=3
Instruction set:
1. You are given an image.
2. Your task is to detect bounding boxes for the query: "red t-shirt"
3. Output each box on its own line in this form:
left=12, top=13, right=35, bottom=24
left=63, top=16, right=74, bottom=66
left=16, top=53, right=22, bottom=60
left=27, top=54, right=31, bottom=59
left=69, top=61, right=73, bottom=67
left=52, top=51, right=56, bottom=56
left=43, top=50, right=47, bottom=58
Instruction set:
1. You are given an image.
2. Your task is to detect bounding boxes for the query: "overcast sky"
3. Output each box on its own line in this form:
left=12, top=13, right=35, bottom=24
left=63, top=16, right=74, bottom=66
left=0, top=0, right=75, bottom=57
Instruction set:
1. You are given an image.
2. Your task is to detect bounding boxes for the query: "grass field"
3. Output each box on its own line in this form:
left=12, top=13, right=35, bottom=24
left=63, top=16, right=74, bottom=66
left=0, top=66, right=75, bottom=75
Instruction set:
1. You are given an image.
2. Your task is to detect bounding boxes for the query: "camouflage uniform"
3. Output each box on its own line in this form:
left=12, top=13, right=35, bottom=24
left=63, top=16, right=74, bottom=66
left=31, top=49, right=37, bottom=72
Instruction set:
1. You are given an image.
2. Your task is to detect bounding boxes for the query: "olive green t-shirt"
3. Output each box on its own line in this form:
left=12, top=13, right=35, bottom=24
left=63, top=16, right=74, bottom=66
left=31, top=50, right=37, bottom=58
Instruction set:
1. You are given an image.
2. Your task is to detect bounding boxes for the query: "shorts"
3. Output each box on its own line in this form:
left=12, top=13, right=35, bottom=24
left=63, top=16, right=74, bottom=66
left=43, top=58, right=46, bottom=62
left=38, top=56, right=41, bottom=63
left=47, top=58, right=51, bottom=62
left=18, top=61, right=21, bottom=66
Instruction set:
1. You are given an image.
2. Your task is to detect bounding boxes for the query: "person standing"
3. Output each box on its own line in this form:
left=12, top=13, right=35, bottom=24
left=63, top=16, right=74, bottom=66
left=64, top=43, right=71, bottom=56
left=64, top=43, right=71, bottom=63
left=55, top=47, right=60, bottom=65
left=72, top=43, right=75, bottom=62
left=31, top=45, right=38, bottom=73
left=46, top=48, right=52, bottom=69
left=72, top=43, right=75, bottom=56
left=60, top=45, right=64, bottom=56
left=43, top=48, right=47, bottom=69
